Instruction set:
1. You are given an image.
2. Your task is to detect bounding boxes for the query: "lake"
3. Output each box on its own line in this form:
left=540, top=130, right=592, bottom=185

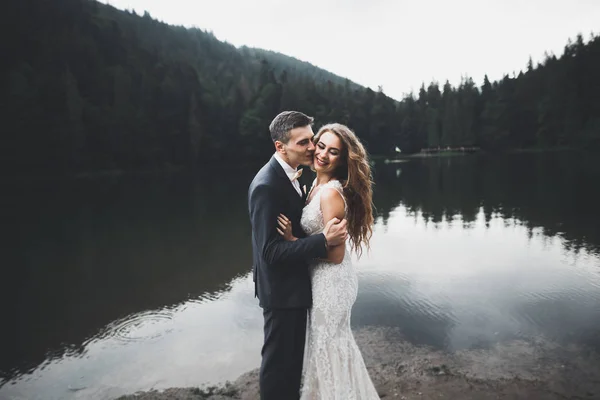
left=1, top=152, right=600, bottom=400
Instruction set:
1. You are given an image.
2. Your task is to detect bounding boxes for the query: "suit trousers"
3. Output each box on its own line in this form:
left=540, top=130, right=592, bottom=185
left=260, top=308, right=308, bottom=400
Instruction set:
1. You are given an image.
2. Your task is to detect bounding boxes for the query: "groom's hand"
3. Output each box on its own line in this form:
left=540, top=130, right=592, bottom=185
left=323, top=217, right=348, bottom=247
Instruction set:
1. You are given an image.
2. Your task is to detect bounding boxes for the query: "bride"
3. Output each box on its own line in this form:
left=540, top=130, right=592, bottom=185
left=276, top=123, right=380, bottom=399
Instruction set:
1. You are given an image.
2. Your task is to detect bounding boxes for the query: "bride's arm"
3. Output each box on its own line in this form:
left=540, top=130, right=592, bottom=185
left=320, top=188, right=346, bottom=264
left=276, top=214, right=297, bottom=241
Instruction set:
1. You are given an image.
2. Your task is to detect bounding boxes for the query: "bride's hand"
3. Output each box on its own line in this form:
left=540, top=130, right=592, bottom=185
left=277, top=214, right=297, bottom=241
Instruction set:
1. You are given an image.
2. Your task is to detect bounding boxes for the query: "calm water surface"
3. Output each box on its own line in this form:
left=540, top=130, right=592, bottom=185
left=1, top=152, right=600, bottom=400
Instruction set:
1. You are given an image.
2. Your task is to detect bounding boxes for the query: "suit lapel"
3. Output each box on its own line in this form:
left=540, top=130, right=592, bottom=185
left=301, top=183, right=308, bottom=205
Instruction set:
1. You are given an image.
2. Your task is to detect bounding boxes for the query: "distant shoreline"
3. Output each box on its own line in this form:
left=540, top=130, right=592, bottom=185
left=372, top=146, right=582, bottom=162
left=3, top=148, right=587, bottom=181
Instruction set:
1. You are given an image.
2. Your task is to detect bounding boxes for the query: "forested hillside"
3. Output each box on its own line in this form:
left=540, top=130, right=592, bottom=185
left=2, top=0, right=598, bottom=173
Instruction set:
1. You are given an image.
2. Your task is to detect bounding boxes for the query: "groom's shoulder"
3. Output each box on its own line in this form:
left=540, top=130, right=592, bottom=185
left=249, top=161, right=275, bottom=189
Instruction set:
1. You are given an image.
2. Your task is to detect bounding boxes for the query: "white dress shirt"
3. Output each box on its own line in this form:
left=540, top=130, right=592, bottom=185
left=274, top=153, right=303, bottom=197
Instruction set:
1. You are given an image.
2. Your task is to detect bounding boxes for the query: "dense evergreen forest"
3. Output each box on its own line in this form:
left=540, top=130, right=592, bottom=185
left=2, top=0, right=599, bottom=173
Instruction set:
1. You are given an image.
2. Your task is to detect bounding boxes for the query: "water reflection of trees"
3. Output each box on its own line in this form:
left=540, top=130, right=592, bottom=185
left=0, top=168, right=258, bottom=383
left=372, top=153, right=600, bottom=256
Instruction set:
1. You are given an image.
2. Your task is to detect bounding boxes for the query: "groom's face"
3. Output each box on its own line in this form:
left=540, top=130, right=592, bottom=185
left=278, top=125, right=316, bottom=169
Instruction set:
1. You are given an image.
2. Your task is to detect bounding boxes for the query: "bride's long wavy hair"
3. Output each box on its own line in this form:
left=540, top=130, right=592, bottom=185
left=313, top=123, right=374, bottom=258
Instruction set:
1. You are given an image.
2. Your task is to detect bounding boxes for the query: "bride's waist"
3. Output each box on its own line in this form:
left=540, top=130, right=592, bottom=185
left=311, top=258, right=352, bottom=271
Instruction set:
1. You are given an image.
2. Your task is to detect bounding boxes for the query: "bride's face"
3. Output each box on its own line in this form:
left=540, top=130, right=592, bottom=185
left=314, top=131, right=343, bottom=174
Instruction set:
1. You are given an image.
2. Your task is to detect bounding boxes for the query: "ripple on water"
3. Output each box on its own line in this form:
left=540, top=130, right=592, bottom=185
left=96, top=309, right=175, bottom=344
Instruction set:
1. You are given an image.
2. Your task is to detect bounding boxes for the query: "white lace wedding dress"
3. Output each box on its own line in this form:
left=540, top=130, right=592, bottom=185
left=299, top=180, right=380, bottom=400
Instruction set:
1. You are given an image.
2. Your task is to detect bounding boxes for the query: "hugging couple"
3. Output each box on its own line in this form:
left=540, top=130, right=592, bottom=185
left=248, top=111, right=380, bottom=399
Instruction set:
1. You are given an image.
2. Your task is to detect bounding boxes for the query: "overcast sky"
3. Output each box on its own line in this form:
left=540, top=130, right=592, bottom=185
left=102, top=0, right=599, bottom=100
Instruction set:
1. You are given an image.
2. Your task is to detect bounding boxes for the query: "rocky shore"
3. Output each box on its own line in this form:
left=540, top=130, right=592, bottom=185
left=116, top=327, right=600, bottom=400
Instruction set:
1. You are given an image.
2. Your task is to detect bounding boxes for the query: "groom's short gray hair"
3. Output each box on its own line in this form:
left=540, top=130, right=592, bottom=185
left=269, top=111, right=314, bottom=143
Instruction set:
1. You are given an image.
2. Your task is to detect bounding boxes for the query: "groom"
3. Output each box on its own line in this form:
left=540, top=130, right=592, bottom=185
left=248, top=111, right=348, bottom=400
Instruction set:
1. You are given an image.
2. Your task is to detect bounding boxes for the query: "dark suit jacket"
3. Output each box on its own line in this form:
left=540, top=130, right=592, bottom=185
left=248, top=156, right=328, bottom=309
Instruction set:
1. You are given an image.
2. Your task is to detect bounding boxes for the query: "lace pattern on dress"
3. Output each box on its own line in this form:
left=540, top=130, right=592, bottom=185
left=299, top=180, right=380, bottom=400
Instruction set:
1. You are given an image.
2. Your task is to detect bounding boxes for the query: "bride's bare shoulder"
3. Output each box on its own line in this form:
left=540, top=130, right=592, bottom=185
left=320, top=187, right=345, bottom=218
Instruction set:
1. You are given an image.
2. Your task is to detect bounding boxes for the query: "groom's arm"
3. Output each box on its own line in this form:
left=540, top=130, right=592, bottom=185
left=250, top=183, right=327, bottom=265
